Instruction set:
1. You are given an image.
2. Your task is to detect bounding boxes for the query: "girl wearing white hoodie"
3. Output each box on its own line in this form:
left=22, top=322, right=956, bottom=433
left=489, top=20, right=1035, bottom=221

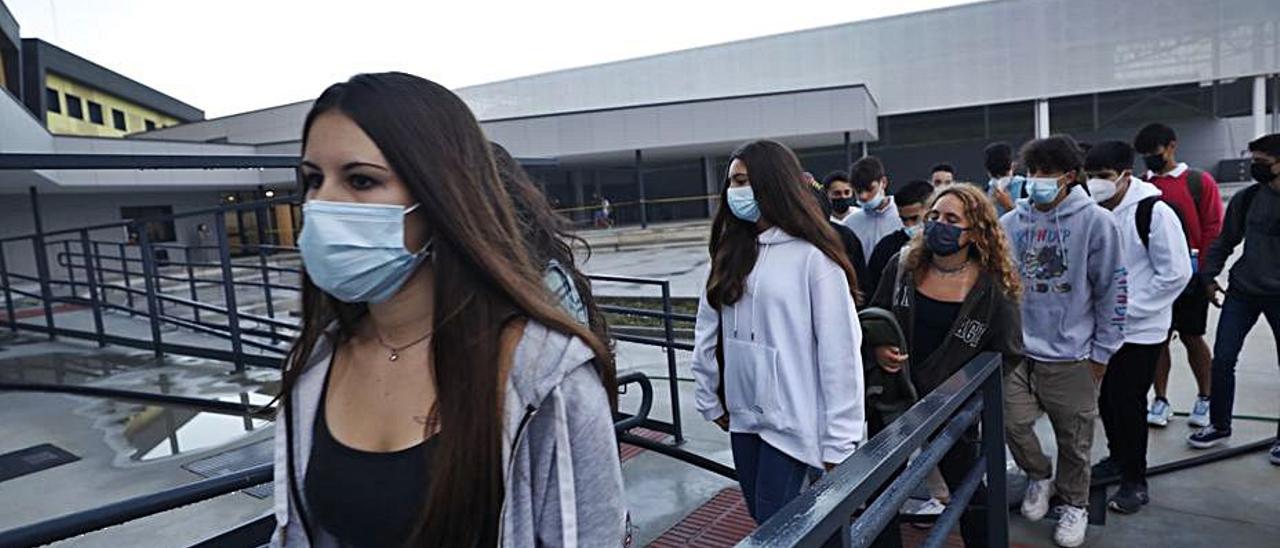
left=692, top=140, right=866, bottom=525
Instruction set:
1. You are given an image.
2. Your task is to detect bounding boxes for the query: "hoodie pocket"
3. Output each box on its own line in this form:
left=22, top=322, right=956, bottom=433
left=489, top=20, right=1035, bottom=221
left=723, top=337, right=794, bottom=432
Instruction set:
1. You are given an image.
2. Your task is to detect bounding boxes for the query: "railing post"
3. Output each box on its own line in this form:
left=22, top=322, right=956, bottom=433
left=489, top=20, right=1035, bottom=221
left=29, top=187, right=56, bottom=339
left=186, top=247, right=201, bottom=324
left=254, top=205, right=277, bottom=342
left=79, top=230, right=107, bottom=347
left=136, top=222, right=165, bottom=360
left=92, top=241, right=105, bottom=305
left=62, top=240, right=76, bottom=296
left=214, top=213, right=246, bottom=373
left=660, top=280, right=683, bottom=444
left=981, top=360, right=1008, bottom=548
left=119, top=243, right=135, bottom=313
left=0, top=243, right=16, bottom=332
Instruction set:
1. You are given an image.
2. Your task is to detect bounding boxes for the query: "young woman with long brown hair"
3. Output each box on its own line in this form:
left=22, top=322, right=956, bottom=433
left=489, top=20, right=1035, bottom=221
left=271, top=72, right=624, bottom=547
left=690, top=139, right=866, bottom=525
left=866, top=183, right=1023, bottom=548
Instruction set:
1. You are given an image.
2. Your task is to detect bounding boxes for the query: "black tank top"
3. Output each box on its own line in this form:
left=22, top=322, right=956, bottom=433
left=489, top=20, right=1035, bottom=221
left=911, top=292, right=963, bottom=392
left=304, top=363, right=434, bottom=547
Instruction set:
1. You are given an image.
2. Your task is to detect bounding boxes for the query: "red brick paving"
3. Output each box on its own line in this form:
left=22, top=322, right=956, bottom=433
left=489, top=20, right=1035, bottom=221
left=619, top=427, right=671, bottom=463
left=651, top=487, right=966, bottom=547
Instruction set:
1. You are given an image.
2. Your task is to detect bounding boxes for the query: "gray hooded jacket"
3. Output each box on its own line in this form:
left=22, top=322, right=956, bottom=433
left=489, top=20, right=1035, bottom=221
left=270, top=321, right=626, bottom=547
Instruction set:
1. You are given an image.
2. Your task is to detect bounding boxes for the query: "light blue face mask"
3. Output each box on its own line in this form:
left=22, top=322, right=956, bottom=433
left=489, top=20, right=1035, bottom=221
left=1025, top=176, right=1063, bottom=205
left=904, top=224, right=923, bottom=238
left=726, top=185, right=761, bottom=223
left=298, top=200, right=431, bottom=304
left=857, top=184, right=885, bottom=212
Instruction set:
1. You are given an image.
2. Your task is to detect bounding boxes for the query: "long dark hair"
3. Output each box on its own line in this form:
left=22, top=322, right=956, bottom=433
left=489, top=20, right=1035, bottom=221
left=705, top=140, right=858, bottom=308
left=281, top=73, right=614, bottom=547
left=490, top=142, right=615, bottom=380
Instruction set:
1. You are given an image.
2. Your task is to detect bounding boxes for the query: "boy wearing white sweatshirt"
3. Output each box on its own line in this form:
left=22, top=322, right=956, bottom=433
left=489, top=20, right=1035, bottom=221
left=1084, top=141, right=1192, bottom=514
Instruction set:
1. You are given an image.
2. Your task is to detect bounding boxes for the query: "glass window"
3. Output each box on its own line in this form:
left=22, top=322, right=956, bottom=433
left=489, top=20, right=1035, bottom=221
left=88, top=101, right=104, bottom=125
left=45, top=88, right=61, bottom=113
left=111, top=109, right=127, bottom=131
left=120, top=206, right=177, bottom=243
left=145, top=119, right=156, bottom=131
left=65, top=94, right=83, bottom=119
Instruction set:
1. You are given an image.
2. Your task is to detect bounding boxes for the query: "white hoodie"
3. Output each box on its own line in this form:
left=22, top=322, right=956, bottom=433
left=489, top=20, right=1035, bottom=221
left=691, top=227, right=866, bottom=469
left=1109, top=179, right=1192, bottom=345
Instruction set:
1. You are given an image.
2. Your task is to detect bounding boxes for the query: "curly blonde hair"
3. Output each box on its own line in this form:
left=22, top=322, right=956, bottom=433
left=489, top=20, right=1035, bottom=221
left=902, top=184, right=1022, bottom=299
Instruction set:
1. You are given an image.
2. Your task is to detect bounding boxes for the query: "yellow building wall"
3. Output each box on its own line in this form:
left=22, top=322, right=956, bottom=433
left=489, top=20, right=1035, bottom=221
left=0, top=54, right=7, bottom=90
left=44, top=72, right=182, bottom=137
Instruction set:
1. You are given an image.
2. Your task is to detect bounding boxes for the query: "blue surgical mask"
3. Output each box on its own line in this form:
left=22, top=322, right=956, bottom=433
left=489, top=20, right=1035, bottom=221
left=1025, top=176, right=1063, bottom=205
left=857, top=187, right=885, bottom=212
left=904, top=224, right=923, bottom=238
left=299, top=200, right=431, bottom=304
left=726, top=186, right=761, bottom=223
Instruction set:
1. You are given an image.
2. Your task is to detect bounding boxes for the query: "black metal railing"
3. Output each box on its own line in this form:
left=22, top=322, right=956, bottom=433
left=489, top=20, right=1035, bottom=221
left=741, top=352, right=1008, bottom=548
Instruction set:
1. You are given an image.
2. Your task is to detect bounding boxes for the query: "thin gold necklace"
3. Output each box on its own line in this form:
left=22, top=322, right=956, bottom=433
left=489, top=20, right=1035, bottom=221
left=373, top=328, right=434, bottom=362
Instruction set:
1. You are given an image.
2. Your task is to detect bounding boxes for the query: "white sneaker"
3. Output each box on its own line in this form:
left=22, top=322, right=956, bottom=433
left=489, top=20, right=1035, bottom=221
left=1021, top=478, right=1053, bottom=520
left=1188, top=396, right=1211, bottom=428
left=904, top=497, right=947, bottom=528
left=1054, top=506, right=1089, bottom=547
left=1147, top=398, right=1172, bottom=427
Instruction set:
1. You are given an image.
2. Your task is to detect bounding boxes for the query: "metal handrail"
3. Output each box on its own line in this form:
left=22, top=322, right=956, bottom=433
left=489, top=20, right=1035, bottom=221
left=740, top=352, right=1007, bottom=548
left=0, top=464, right=274, bottom=548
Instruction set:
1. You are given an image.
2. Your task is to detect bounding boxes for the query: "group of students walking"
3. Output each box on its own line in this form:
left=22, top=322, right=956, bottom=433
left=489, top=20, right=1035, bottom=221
left=692, top=126, right=1280, bottom=548
left=268, top=69, right=1277, bottom=547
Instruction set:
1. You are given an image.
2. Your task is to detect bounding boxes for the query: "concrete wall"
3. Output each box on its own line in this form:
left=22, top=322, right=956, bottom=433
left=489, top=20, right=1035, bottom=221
left=0, top=190, right=223, bottom=286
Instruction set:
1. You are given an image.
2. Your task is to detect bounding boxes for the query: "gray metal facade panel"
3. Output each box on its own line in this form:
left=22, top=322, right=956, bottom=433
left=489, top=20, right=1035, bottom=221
left=482, top=86, right=875, bottom=158
left=455, top=0, right=1280, bottom=120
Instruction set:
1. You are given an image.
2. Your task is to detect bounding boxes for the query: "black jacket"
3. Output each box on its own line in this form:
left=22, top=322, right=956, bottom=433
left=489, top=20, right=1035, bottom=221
left=866, top=229, right=911, bottom=299
left=870, top=253, right=1024, bottom=397
left=1203, top=182, right=1280, bottom=297
left=830, top=221, right=871, bottom=301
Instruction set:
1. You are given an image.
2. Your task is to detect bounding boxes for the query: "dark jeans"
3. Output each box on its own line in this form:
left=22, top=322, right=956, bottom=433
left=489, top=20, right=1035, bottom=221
left=1099, top=342, right=1162, bottom=485
left=730, top=433, right=810, bottom=524
left=1209, top=293, right=1280, bottom=431
left=869, top=419, right=990, bottom=548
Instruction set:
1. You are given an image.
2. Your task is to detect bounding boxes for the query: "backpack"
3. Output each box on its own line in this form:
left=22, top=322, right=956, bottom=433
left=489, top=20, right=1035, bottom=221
left=1135, top=168, right=1205, bottom=249
left=1137, top=182, right=1261, bottom=248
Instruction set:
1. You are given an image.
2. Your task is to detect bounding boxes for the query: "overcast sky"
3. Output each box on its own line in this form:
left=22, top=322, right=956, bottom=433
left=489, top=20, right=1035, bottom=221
left=8, top=0, right=983, bottom=118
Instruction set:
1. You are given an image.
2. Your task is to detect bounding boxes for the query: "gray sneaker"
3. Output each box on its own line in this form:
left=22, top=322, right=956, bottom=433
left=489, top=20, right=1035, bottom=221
left=1147, top=398, right=1172, bottom=427
left=1188, top=396, right=1211, bottom=428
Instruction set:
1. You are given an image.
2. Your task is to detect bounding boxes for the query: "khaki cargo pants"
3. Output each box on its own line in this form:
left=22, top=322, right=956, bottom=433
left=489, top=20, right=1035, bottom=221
left=1004, top=359, right=1098, bottom=508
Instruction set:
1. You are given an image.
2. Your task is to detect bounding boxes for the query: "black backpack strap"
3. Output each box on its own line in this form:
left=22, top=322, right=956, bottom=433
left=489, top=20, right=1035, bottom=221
left=1136, top=196, right=1160, bottom=249
left=1186, top=168, right=1205, bottom=212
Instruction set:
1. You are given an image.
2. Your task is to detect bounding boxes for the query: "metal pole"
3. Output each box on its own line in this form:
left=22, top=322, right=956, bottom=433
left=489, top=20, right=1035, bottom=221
left=186, top=249, right=201, bottom=324
left=661, top=281, right=683, bottom=444
left=214, top=213, right=247, bottom=372
left=63, top=240, right=75, bottom=295
left=981, top=366, right=1008, bottom=548
left=0, top=244, right=16, bottom=332
left=79, top=230, right=106, bottom=347
left=135, top=222, right=165, bottom=360
left=119, top=243, right=135, bottom=312
left=93, top=241, right=105, bottom=306
left=254, top=206, right=276, bottom=341
left=635, top=150, right=648, bottom=229
left=29, top=187, right=56, bottom=339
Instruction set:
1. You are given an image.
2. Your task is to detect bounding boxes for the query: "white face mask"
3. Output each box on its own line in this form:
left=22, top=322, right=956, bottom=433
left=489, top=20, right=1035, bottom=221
left=1086, top=177, right=1118, bottom=203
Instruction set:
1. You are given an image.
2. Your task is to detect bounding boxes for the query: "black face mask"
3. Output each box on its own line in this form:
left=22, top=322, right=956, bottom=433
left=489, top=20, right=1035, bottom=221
left=832, top=197, right=855, bottom=214
left=1144, top=153, right=1168, bottom=174
left=1251, top=161, right=1277, bottom=184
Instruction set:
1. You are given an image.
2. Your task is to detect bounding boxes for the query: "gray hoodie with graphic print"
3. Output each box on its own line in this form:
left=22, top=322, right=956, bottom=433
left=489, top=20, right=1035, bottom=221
left=1000, top=186, right=1127, bottom=364
left=270, top=321, right=626, bottom=547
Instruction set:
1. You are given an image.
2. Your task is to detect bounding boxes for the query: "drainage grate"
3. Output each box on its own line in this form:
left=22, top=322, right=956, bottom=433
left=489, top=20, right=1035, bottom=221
left=0, top=443, right=80, bottom=483
left=182, top=438, right=273, bottom=499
